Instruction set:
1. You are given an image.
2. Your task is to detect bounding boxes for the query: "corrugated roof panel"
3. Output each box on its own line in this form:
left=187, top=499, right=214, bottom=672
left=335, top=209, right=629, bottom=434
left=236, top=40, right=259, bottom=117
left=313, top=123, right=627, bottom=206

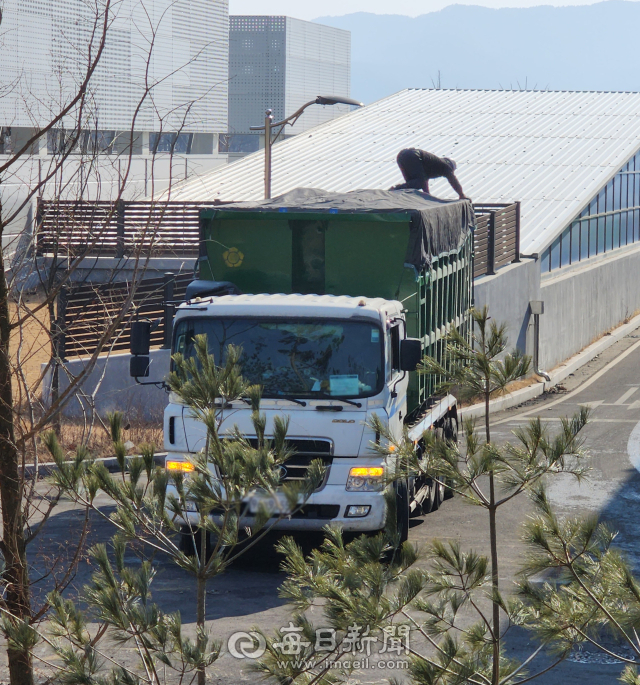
left=166, top=89, right=640, bottom=253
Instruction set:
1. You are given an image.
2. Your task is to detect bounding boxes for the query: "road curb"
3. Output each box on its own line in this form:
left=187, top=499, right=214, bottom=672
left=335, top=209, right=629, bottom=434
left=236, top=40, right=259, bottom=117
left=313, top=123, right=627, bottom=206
left=459, top=312, right=640, bottom=420
left=25, top=453, right=167, bottom=478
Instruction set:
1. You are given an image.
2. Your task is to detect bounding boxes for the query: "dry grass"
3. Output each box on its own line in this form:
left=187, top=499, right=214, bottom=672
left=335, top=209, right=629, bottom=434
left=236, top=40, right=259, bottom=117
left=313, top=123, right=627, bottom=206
left=54, top=419, right=164, bottom=460
left=7, top=293, right=163, bottom=459
left=10, top=294, right=52, bottom=393
left=457, top=375, right=543, bottom=408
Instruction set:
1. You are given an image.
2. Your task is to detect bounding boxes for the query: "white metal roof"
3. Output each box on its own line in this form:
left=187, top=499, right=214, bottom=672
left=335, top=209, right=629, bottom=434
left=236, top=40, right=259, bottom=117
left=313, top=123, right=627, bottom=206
left=166, top=89, right=640, bottom=254
left=177, top=293, right=402, bottom=320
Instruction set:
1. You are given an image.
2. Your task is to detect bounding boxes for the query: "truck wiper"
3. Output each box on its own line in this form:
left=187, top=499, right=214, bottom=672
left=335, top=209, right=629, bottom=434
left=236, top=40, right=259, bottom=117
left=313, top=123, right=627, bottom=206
left=275, top=395, right=307, bottom=406
left=315, top=393, right=362, bottom=408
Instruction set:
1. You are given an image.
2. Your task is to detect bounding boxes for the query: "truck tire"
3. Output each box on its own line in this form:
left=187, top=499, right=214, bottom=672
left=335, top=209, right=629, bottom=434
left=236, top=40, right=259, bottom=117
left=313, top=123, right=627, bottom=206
left=179, top=526, right=211, bottom=560
left=444, top=416, right=458, bottom=444
left=443, top=416, right=458, bottom=499
left=421, top=478, right=437, bottom=514
left=395, top=479, right=410, bottom=545
left=433, top=478, right=445, bottom=510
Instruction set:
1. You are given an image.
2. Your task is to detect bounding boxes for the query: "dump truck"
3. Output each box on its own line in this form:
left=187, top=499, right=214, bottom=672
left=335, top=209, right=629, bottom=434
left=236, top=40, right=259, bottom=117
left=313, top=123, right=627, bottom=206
left=131, top=188, right=475, bottom=541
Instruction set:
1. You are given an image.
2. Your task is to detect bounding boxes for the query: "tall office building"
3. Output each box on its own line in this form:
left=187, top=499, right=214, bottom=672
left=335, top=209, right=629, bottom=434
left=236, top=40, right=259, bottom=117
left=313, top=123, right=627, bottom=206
left=1, top=0, right=229, bottom=155
left=226, top=16, right=350, bottom=153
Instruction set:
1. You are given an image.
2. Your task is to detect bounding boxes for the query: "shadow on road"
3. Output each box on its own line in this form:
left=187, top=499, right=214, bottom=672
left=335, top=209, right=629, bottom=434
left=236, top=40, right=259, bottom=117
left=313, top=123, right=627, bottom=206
left=32, top=506, right=334, bottom=622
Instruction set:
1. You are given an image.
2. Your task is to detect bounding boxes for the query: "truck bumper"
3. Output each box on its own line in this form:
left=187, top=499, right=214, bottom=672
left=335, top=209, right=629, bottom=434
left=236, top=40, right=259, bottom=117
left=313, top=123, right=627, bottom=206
left=176, top=487, right=388, bottom=533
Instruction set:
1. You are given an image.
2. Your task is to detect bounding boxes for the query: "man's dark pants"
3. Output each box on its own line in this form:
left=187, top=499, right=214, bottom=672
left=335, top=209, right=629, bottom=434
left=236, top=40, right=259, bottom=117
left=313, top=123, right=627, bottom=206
left=394, top=149, right=427, bottom=191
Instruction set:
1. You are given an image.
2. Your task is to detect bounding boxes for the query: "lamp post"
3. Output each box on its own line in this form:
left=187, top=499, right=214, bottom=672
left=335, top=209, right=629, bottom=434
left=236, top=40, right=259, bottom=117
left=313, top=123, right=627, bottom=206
left=250, top=95, right=363, bottom=199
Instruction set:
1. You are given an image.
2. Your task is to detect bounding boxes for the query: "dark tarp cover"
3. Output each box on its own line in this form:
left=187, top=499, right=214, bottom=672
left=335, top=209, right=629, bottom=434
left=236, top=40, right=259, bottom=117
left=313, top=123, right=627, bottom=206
left=215, top=188, right=476, bottom=272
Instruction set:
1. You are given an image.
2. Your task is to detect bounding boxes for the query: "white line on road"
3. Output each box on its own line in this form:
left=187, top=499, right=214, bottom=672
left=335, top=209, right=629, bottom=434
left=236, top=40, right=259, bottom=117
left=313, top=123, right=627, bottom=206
left=627, top=420, right=640, bottom=474
left=506, top=418, right=640, bottom=424
left=491, top=337, right=640, bottom=427
left=615, top=387, right=639, bottom=405
left=578, top=401, right=604, bottom=410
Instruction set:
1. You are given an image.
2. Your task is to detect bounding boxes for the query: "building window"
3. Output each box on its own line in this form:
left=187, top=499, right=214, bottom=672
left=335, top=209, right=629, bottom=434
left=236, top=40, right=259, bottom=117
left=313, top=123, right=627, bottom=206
left=46, top=129, right=115, bottom=155
left=541, top=149, right=640, bottom=273
left=218, top=134, right=260, bottom=153
left=150, top=132, right=193, bottom=154
left=0, top=127, right=12, bottom=154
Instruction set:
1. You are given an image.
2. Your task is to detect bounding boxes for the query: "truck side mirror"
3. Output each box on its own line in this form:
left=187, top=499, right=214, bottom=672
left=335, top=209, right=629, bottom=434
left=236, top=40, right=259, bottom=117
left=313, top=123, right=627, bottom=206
left=130, top=355, right=150, bottom=378
left=130, top=321, right=151, bottom=377
left=131, top=321, right=151, bottom=356
left=400, top=338, right=422, bottom=372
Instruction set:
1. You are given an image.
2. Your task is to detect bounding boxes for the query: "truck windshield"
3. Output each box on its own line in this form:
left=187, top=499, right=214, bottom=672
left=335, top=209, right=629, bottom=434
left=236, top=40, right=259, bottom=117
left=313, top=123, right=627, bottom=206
left=173, top=318, right=384, bottom=399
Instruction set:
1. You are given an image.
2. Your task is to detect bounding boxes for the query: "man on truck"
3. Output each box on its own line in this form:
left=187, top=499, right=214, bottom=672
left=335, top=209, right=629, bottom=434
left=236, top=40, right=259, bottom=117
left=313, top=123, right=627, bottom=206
left=390, top=148, right=467, bottom=200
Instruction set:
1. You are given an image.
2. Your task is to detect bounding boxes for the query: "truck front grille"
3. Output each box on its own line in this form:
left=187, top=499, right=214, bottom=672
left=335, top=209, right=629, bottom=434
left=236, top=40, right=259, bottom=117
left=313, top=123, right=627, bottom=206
left=246, top=438, right=333, bottom=484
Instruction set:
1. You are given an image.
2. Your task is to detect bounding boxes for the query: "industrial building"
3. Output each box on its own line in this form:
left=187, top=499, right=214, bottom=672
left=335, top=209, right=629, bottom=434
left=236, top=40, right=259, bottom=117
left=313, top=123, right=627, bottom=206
left=168, top=88, right=640, bottom=372
left=225, top=15, right=351, bottom=153
left=1, top=0, right=229, bottom=154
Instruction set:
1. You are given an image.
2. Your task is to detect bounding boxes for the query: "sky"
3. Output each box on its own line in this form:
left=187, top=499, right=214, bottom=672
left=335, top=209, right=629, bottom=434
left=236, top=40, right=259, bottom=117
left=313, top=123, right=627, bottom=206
left=228, top=0, right=628, bottom=20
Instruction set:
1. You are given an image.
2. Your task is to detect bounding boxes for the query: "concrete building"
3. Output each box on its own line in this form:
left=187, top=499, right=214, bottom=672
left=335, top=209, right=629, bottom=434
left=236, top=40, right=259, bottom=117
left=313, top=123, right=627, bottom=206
left=0, top=0, right=230, bottom=250
left=167, top=88, right=640, bottom=373
left=224, top=15, right=351, bottom=154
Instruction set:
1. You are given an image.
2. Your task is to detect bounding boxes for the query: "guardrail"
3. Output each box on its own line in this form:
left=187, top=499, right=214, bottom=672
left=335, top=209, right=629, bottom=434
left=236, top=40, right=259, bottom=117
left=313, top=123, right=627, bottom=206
left=36, top=198, right=521, bottom=279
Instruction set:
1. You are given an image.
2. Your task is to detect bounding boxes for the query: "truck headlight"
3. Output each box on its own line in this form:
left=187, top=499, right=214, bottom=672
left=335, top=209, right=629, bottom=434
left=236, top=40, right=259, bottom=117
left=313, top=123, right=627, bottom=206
left=346, top=466, right=384, bottom=492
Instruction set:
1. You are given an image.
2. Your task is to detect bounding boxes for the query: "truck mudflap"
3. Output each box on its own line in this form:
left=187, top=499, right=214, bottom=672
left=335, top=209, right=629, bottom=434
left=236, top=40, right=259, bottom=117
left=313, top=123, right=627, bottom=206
left=406, top=394, right=457, bottom=443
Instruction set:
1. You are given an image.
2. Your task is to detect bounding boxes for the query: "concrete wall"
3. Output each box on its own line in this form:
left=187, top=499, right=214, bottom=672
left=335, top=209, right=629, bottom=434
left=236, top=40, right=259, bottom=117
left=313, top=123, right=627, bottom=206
left=473, top=258, right=541, bottom=356
left=539, top=243, right=640, bottom=369
left=44, top=349, right=171, bottom=422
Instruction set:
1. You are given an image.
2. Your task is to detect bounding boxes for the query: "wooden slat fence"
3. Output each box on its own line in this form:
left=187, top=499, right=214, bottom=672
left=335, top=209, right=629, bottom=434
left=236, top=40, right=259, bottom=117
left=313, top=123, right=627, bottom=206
left=473, top=202, right=521, bottom=278
left=36, top=199, right=223, bottom=259
left=60, top=273, right=193, bottom=358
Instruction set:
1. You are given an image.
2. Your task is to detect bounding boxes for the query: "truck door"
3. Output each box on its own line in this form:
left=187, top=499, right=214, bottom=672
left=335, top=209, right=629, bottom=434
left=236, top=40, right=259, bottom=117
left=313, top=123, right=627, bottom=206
left=387, top=320, right=409, bottom=440
left=291, top=220, right=327, bottom=294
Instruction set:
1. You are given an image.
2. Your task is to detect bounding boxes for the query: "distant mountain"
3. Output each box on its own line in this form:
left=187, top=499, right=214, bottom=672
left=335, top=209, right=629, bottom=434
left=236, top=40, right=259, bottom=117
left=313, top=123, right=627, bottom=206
left=315, top=1, right=640, bottom=103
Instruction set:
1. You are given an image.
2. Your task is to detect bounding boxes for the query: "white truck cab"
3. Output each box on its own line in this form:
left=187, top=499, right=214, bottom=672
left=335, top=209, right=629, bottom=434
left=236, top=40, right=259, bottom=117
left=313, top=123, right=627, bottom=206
left=162, top=293, right=453, bottom=535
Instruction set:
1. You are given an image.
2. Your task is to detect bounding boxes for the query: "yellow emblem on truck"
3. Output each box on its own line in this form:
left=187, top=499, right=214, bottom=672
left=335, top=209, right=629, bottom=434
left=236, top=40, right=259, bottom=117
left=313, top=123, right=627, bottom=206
left=223, top=247, right=244, bottom=267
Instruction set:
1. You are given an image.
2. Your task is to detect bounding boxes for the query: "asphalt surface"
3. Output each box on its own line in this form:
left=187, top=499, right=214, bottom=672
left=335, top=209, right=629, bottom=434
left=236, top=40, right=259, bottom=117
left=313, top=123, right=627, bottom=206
left=5, top=327, right=640, bottom=684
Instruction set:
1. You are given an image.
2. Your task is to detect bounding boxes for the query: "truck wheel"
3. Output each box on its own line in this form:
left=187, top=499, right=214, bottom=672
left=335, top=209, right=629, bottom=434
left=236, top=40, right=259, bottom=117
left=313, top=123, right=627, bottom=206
left=443, top=416, right=458, bottom=499
left=421, top=478, right=437, bottom=514
left=179, top=526, right=211, bottom=560
left=409, top=476, right=422, bottom=518
left=394, top=479, right=410, bottom=545
left=444, top=416, right=458, bottom=444
left=433, top=478, right=444, bottom=510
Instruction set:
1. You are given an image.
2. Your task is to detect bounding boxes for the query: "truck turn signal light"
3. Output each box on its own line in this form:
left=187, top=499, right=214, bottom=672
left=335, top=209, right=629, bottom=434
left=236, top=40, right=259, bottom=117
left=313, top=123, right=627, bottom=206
left=166, top=461, right=195, bottom=473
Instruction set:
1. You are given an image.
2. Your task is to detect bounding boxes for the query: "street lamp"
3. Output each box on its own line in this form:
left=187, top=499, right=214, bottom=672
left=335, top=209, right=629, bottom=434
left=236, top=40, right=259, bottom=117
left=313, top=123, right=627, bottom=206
left=250, top=95, right=363, bottom=199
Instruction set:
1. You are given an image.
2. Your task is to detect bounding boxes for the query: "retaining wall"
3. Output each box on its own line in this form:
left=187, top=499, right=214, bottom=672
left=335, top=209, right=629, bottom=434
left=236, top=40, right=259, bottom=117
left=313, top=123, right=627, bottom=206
left=539, top=242, right=640, bottom=369
left=473, top=258, right=540, bottom=356
left=43, top=349, right=170, bottom=422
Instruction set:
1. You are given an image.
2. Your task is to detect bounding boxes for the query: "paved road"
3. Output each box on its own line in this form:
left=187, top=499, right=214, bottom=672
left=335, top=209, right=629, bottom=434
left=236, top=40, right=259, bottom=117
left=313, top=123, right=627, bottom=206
left=10, top=327, right=640, bottom=684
